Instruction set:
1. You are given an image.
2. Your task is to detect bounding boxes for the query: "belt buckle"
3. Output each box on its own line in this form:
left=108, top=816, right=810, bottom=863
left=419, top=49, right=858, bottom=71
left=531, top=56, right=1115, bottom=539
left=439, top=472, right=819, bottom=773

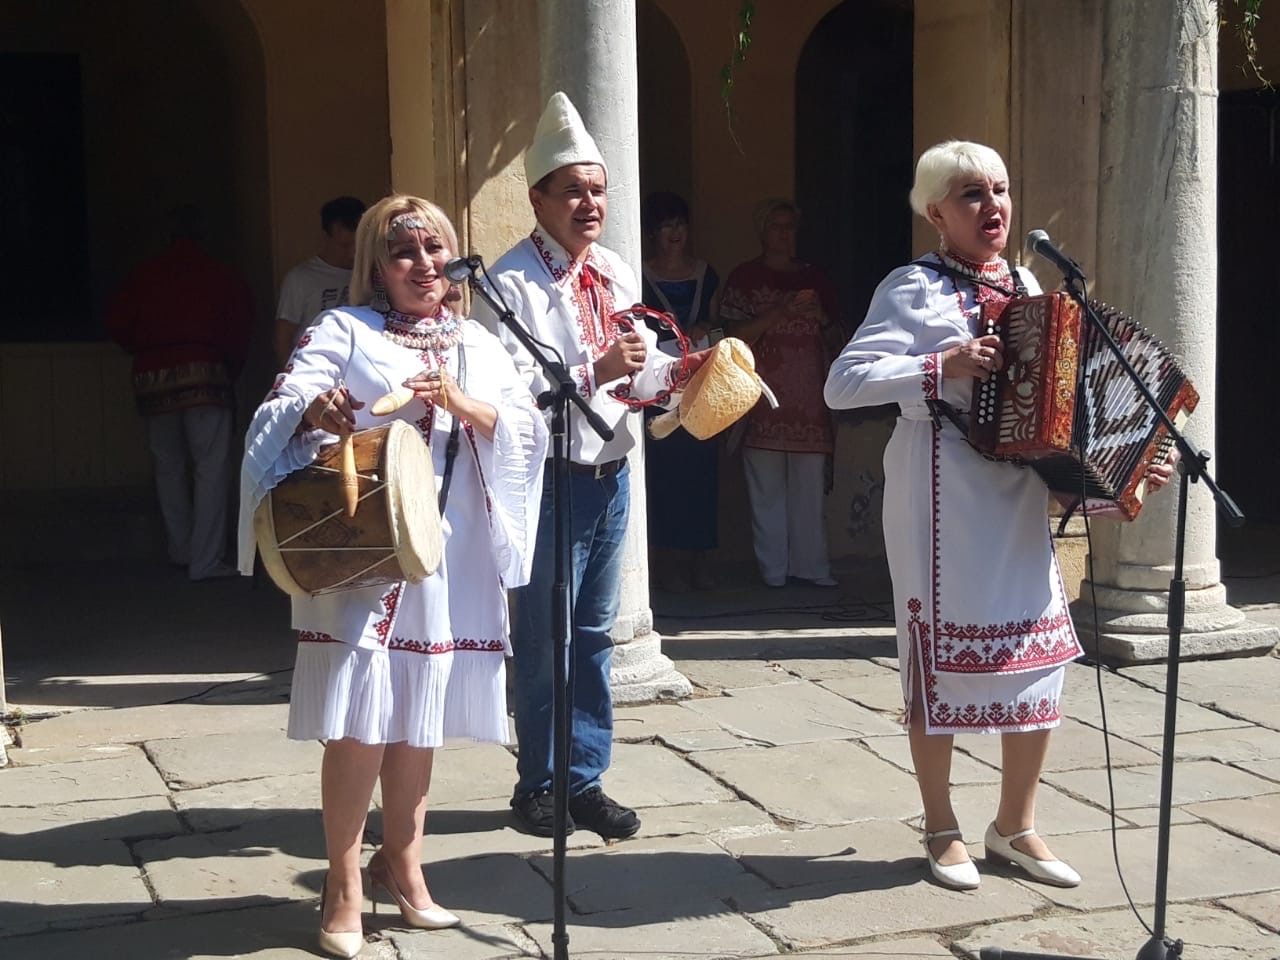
left=593, top=462, right=609, bottom=480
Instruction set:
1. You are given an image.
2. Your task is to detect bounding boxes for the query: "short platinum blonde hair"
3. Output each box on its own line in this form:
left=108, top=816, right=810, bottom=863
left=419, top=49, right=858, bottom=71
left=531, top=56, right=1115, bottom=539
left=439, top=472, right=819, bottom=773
left=350, top=195, right=460, bottom=306
left=908, top=141, right=1008, bottom=218
left=752, top=197, right=800, bottom=237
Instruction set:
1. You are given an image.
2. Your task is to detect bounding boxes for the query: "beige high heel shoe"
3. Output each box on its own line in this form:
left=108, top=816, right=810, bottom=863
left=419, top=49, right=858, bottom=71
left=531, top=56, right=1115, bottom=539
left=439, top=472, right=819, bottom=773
left=317, top=877, right=364, bottom=958
left=367, top=850, right=460, bottom=930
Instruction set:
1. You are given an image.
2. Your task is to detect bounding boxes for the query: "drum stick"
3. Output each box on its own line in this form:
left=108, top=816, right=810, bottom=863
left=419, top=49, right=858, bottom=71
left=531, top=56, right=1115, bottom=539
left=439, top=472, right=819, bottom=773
left=323, top=381, right=360, bottom=518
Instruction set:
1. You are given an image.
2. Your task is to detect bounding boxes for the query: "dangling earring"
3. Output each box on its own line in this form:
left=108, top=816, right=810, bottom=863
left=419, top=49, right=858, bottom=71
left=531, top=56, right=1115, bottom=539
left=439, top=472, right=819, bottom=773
left=371, top=271, right=390, bottom=313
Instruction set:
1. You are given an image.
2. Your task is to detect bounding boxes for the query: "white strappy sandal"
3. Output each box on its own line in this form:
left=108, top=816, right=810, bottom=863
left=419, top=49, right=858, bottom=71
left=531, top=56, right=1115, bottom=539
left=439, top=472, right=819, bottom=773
left=984, top=822, right=1081, bottom=887
left=921, top=828, right=980, bottom=890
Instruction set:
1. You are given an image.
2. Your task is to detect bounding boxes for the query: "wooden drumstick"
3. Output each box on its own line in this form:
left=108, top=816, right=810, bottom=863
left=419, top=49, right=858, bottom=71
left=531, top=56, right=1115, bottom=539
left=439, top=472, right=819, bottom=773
left=340, top=432, right=359, bottom=517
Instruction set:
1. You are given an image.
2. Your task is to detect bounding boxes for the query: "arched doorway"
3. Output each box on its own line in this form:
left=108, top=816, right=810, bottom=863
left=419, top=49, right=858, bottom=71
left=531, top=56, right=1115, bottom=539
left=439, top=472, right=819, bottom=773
left=637, top=0, right=693, bottom=225
left=796, top=0, right=914, bottom=328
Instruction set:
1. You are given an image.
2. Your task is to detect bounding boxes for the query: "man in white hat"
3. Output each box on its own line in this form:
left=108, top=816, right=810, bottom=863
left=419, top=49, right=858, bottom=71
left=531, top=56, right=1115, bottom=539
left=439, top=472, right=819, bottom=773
left=475, top=92, right=688, bottom=840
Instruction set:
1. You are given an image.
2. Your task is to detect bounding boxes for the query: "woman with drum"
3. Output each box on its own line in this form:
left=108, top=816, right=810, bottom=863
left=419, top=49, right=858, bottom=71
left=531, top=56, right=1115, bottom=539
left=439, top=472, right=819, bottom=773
left=238, top=196, right=547, bottom=957
left=824, top=141, right=1172, bottom=892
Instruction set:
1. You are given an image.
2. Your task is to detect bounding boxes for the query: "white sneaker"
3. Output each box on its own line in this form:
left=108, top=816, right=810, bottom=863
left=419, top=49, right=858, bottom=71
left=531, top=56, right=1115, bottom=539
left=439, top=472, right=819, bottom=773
left=984, top=822, right=1081, bottom=887
left=921, top=828, right=980, bottom=890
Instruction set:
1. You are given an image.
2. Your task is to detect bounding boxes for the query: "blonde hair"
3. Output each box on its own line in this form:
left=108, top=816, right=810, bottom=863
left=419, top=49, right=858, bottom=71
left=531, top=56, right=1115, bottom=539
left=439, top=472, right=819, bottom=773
left=908, top=141, right=1008, bottom=218
left=349, top=195, right=460, bottom=306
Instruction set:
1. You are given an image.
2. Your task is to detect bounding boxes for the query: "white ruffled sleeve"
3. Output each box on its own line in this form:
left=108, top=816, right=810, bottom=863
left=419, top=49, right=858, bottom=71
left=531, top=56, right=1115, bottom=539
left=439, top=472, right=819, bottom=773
left=236, top=312, right=355, bottom=573
left=824, top=266, right=946, bottom=410
left=461, top=325, right=549, bottom=588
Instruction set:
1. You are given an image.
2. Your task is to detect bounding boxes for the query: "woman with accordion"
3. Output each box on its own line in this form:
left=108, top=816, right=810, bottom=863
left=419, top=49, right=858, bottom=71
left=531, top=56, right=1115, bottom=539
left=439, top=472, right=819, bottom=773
left=825, top=141, right=1171, bottom=892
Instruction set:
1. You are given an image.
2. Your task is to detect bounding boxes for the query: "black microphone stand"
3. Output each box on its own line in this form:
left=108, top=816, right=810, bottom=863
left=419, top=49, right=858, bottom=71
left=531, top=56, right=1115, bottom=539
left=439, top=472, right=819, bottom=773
left=466, top=269, right=613, bottom=960
left=983, top=262, right=1244, bottom=960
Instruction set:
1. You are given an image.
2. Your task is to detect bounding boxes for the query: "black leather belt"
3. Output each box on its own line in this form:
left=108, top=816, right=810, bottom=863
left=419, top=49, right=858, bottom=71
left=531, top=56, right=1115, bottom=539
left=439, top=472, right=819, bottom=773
left=568, top=457, right=626, bottom=479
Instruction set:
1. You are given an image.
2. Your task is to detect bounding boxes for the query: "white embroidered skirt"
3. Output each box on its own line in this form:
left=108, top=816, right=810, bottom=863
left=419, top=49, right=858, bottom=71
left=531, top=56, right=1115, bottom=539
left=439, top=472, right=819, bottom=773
left=287, top=638, right=509, bottom=747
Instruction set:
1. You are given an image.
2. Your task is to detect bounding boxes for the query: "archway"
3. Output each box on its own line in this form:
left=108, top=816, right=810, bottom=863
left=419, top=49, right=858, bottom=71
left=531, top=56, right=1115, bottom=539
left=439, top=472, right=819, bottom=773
left=637, top=0, right=693, bottom=228
left=796, top=0, right=914, bottom=329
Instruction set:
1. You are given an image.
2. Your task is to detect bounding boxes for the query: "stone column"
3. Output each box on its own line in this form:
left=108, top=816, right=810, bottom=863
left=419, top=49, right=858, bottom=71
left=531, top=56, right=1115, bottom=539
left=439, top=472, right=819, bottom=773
left=1080, top=0, right=1277, bottom=661
left=538, top=0, right=692, bottom=701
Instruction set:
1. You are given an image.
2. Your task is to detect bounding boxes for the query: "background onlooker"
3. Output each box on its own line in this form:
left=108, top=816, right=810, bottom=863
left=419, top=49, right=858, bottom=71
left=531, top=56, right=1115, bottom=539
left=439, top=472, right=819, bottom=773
left=272, top=195, right=365, bottom=365
left=640, top=191, right=721, bottom=591
left=719, top=197, right=841, bottom=589
left=106, top=204, right=252, bottom=580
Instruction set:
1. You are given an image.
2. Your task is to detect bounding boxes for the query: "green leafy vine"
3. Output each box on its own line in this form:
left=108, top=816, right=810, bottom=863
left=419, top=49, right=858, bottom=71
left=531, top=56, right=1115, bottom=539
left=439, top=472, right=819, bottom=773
left=1227, top=0, right=1269, bottom=85
left=718, top=0, right=755, bottom=151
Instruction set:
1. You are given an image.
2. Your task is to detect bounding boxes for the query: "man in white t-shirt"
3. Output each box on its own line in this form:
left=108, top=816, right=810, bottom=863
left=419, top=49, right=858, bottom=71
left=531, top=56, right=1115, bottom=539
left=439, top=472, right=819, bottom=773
left=272, top=196, right=365, bottom=365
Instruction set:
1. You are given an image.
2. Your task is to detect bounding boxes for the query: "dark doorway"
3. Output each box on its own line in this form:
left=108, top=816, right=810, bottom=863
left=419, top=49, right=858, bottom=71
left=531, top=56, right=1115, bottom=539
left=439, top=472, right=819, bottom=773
left=637, top=1, right=693, bottom=219
left=1218, top=89, right=1279, bottom=523
left=796, top=0, right=914, bottom=331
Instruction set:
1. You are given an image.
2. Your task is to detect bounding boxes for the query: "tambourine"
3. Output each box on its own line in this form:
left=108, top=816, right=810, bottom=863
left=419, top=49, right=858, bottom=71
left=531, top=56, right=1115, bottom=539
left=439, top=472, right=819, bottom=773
left=606, top=304, right=694, bottom=408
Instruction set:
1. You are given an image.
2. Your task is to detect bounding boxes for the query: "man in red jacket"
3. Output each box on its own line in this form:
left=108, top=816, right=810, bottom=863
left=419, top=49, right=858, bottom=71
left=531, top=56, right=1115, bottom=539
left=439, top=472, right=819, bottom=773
left=107, top=205, right=253, bottom=580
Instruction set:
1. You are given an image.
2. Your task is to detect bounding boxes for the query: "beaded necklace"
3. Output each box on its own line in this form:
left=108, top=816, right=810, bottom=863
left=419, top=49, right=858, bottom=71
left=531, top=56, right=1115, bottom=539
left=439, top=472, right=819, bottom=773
left=938, top=249, right=1015, bottom=328
left=382, top=309, right=465, bottom=353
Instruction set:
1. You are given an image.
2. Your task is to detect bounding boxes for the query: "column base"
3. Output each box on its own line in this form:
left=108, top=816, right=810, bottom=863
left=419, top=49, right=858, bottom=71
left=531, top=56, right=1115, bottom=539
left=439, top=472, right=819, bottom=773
left=1072, top=581, right=1280, bottom=664
left=609, top=630, right=693, bottom=704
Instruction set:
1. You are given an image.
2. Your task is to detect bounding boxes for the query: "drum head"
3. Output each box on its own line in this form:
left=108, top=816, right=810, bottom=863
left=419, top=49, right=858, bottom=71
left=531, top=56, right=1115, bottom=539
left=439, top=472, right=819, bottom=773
left=385, top=419, right=443, bottom=582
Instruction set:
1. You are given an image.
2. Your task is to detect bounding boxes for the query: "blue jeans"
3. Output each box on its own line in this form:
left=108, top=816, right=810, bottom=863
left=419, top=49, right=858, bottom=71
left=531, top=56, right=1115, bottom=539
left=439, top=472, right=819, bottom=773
left=511, top=463, right=629, bottom=800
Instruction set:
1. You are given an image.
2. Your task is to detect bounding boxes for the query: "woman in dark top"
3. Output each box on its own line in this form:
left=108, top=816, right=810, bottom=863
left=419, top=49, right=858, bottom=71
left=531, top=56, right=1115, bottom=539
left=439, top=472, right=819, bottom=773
left=640, top=192, right=721, bottom=591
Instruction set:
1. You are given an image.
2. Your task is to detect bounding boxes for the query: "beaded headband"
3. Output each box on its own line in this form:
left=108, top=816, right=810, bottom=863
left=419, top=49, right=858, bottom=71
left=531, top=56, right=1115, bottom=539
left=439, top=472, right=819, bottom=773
left=387, top=213, right=428, bottom=237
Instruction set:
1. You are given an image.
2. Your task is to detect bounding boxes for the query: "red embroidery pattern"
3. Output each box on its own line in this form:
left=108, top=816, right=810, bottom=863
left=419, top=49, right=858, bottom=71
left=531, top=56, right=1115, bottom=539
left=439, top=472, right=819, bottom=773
left=372, top=583, right=403, bottom=646
left=531, top=229, right=569, bottom=283
left=388, top=636, right=506, bottom=655
left=921, top=353, right=940, bottom=401
left=298, top=630, right=339, bottom=643
left=908, top=600, right=1063, bottom=731
left=295, top=333, right=313, bottom=351
left=572, top=261, right=618, bottom=358
left=935, top=611, right=1078, bottom=673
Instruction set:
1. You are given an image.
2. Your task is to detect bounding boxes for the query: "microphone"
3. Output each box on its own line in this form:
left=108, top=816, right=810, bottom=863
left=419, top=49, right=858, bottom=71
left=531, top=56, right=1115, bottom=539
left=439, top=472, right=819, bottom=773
left=444, top=255, right=483, bottom=284
left=1025, top=229, right=1084, bottom=281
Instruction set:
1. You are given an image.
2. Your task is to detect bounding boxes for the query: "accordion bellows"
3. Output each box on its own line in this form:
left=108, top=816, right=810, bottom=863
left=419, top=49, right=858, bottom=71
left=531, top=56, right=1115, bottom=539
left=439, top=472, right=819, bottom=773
left=968, top=292, right=1198, bottom=520
left=648, top=337, right=776, bottom=440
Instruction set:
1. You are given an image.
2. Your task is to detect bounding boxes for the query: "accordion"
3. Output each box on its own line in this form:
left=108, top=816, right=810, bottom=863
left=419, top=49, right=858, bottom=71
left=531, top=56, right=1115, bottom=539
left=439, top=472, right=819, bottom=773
left=968, top=292, right=1198, bottom=520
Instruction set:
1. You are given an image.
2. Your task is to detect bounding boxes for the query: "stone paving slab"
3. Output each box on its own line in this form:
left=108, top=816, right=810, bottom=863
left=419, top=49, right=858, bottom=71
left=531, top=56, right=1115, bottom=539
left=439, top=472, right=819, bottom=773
left=1002, top=823, right=1280, bottom=911
left=387, top=922, right=540, bottom=959
left=1, top=794, right=180, bottom=843
left=946, top=780, right=1115, bottom=836
left=660, top=727, right=747, bottom=751
left=136, top=816, right=327, bottom=915
left=0, top=839, right=154, bottom=937
left=531, top=835, right=770, bottom=915
left=754, top=937, right=955, bottom=958
left=4, top=741, right=137, bottom=767
left=816, top=675, right=905, bottom=717
left=18, top=702, right=289, bottom=749
left=638, top=799, right=777, bottom=839
left=613, top=702, right=721, bottom=740
left=1044, top=759, right=1280, bottom=810
left=427, top=742, right=515, bottom=804
left=955, top=716, right=1161, bottom=771
left=1123, top=657, right=1280, bottom=730
left=1220, top=890, right=1280, bottom=933
left=860, top=734, right=1001, bottom=784
left=171, top=772, right=322, bottom=832
left=0, top=900, right=399, bottom=959
left=421, top=794, right=603, bottom=860
left=722, top=820, right=923, bottom=889
left=607, top=740, right=737, bottom=807
left=525, top=899, right=779, bottom=959
left=146, top=731, right=321, bottom=789
left=1242, top=758, right=1280, bottom=783
left=695, top=740, right=922, bottom=826
left=737, top=871, right=1048, bottom=950
left=419, top=852, right=553, bottom=925
left=955, top=902, right=1280, bottom=960
left=0, top=750, right=168, bottom=806
left=1134, top=723, right=1280, bottom=762
left=683, top=682, right=901, bottom=746
left=781, top=657, right=899, bottom=683
left=677, top=657, right=801, bottom=693
left=1064, top=665, right=1241, bottom=737
left=1185, top=792, right=1280, bottom=853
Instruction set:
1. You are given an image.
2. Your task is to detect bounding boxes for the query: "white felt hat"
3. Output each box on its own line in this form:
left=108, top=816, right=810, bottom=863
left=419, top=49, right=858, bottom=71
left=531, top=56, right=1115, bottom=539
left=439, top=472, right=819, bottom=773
left=524, top=92, right=608, bottom=187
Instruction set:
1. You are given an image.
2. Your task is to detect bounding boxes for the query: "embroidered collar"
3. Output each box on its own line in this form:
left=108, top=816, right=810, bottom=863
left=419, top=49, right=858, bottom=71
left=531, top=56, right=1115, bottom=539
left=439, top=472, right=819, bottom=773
left=382, top=308, right=465, bottom=353
left=939, top=248, right=1012, bottom=283
left=530, top=225, right=617, bottom=287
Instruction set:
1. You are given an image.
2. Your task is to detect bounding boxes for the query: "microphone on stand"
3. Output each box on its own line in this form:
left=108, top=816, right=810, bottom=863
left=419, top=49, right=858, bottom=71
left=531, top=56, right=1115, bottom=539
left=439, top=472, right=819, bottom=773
left=444, top=255, right=484, bottom=284
left=1025, top=229, right=1085, bottom=282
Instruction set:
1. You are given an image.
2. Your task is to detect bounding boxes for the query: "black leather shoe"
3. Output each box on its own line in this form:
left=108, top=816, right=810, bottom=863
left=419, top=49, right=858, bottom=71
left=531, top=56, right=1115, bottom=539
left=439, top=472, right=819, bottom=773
left=510, top=791, right=575, bottom=838
left=568, top=787, right=641, bottom=840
